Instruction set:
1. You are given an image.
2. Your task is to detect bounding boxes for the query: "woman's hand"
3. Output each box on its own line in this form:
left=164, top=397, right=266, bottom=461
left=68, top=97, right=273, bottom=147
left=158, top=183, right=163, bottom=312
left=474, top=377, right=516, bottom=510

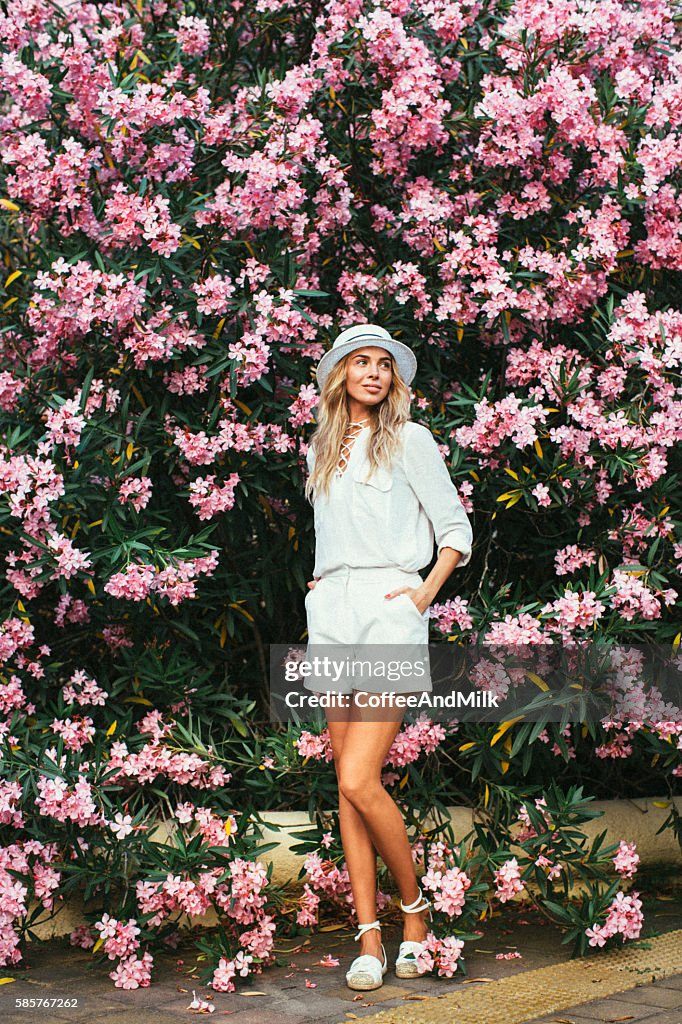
left=307, top=576, right=321, bottom=590
left=384, top=585, right=431, bottom=615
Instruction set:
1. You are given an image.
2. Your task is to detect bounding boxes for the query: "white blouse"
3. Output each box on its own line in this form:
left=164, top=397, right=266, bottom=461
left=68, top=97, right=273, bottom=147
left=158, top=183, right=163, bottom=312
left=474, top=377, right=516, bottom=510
left=306, top=421, right=473, bottom=578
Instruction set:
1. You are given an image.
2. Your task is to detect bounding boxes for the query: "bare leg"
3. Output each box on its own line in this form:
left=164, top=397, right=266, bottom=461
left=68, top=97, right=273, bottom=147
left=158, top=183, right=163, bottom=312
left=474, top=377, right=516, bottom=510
left=326, top=711, right=382, bottom=960
left=330, top=695, right=428, bottom=958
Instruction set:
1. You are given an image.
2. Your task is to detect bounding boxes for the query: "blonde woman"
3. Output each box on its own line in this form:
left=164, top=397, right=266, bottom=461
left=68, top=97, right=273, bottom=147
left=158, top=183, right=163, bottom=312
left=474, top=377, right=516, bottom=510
left=303, top=323, right=473, bottom=991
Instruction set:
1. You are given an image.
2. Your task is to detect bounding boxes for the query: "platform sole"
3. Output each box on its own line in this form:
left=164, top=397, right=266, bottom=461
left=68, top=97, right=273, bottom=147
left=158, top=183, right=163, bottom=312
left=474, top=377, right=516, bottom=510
left=395, top=961, right=421, bottom=979
left=346, top=971, right=385, bottom=990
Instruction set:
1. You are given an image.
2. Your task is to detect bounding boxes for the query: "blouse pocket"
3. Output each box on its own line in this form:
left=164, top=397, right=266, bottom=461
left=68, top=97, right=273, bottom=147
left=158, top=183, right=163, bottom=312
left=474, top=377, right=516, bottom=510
left=351, top=463, right=393, bottom=522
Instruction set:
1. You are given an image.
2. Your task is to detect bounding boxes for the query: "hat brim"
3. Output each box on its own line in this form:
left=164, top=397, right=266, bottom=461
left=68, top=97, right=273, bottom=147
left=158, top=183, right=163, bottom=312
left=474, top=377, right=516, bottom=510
left=315, top=337, right=417, bottom=390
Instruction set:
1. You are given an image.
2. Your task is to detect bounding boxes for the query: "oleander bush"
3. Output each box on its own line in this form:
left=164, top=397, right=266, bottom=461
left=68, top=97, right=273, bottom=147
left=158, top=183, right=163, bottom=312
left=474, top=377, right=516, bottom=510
left=0, top=0, right=680, bottom=990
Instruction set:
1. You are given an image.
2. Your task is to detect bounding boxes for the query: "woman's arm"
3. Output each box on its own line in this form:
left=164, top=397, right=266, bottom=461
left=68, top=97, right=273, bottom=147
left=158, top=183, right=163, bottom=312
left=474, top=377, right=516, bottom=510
left=402, top=423, right=473, bottom=565
left=385, top=424, right=473, bottom=613
left=409, top=547, right=462, bottom=613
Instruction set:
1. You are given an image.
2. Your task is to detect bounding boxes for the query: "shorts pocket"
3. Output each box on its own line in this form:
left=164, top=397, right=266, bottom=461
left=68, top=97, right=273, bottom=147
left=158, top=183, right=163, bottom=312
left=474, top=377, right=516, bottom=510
left=397, top=592, right=428, bottom=621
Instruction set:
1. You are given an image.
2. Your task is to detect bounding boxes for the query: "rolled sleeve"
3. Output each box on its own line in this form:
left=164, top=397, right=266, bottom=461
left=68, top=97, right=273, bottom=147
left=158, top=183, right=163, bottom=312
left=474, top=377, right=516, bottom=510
left=402, top=424, right=473, bottom=568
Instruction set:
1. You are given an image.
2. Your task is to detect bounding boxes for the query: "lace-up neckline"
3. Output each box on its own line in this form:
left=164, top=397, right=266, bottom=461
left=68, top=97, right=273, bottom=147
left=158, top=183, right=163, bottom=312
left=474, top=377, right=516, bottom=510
left=336, top=419, right=369, bottom=477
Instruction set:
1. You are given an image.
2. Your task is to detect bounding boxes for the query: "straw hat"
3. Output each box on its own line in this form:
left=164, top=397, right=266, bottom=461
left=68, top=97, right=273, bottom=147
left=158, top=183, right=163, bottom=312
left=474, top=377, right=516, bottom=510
left=315, top=323, right=417, bottom=390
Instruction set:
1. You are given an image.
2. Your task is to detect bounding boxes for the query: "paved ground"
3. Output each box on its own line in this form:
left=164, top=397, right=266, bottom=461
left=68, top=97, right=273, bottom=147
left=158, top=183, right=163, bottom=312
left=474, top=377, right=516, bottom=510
left=2, top=891, right=681, bottom=1024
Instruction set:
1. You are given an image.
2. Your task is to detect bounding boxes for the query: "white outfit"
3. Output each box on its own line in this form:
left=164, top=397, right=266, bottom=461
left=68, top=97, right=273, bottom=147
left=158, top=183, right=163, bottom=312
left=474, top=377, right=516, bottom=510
left=308, top=421, right=472, bottom=578
left=303, top=422, right=473, bottom=695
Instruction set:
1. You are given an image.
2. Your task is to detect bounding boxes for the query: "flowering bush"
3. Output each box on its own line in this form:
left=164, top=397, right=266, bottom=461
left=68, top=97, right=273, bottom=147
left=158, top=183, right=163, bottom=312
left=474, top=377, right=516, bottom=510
left=0, top=0, right=680, bottom=989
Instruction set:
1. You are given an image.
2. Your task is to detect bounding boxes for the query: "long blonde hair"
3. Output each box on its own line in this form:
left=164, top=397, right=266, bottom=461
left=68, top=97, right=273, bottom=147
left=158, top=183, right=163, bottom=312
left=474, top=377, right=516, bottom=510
left=304, top=352, right=412, bottom=503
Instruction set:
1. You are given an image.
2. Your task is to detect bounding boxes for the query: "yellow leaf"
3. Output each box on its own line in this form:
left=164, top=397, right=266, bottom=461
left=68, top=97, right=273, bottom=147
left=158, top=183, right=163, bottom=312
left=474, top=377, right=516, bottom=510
left=491, top=717, right=523, bottom=746
left=70, top=518, right=80, bottom=539
left=86, top=578, right=96, bottom=595
left=496, top=491, right=517, bottom=502
left=229, top=602, right=254, bottom=623
left=653, top=800, right=670, bottom=808
left=399, top=772, right=409, bottom=789
left=534, top=438, right=543, bottom=459
left=73, top=460, right=79, bottom=469
left=234, top=399, right=252, bottom=415
left=287, top=526, right=296, bottom=542
left=131, top=384, right=146, bottom=408
left=500, top=760, right=510, bottom=774
left=0, top=198, right=20, bottom=212
left=17, top=600, right=25, bottom=613
left=459, top=741, right=476, bottom=751
left=224, top=818, right=232, bottom=836
left=526, top=671, right=548, bottom=691
left=5, top=270, right=22, bottom=287
left=258, top=495, right=273, bottom=521
left=243, top=239, right=255, bottom=258
left=88, top=520, right=103, bottom=528
left=220, top=623, right=227, bottom=648
left=2, top=296, right=18, bottom=309
left=504, top=468, right=519, bottom=481
left=433, top=237, right=445, bottom=252
left=123, top=696, right=153, bottom=706
left=505, top=493, right=523, bottom=508
left=673, top=632, right=681, bottom=655
left=106, top=720, right=117, bottom=738
left=484, top=783, right=489, bottom=807
left=213, top=316, right=226, bottom=339
left=0, top=978, right=16, bottom=984
left=92, top=936, right=104, bottom=953
left=126, top=442, right=134, bottom=460
left=329, top=86, right=336, bottom=101
left=469, top=469, right=480, bottom=482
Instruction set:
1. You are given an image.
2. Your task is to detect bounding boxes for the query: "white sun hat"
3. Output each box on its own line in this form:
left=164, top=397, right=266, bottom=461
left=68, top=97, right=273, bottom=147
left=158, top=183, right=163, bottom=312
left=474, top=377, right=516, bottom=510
left=315, top=323, right=418, bottom=390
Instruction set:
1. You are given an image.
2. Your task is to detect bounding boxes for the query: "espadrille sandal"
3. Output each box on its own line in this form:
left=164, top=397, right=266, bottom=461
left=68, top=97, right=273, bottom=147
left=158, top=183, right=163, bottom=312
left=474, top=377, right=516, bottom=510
left=346, top=920, right=388, bottom=991
left=395, top=885, right=432, bottom=979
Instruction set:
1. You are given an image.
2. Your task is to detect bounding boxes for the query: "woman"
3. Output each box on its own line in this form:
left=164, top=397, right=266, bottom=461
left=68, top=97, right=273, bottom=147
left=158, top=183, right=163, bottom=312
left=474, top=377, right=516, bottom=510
left=303, top=323, right=473, bottom=991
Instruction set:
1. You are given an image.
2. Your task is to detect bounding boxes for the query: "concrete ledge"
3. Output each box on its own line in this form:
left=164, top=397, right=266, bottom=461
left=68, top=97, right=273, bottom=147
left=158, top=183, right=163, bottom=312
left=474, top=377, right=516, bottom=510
left=255, top=796, right=682, bottom=884
left=27, top=797, right=682, bottom=939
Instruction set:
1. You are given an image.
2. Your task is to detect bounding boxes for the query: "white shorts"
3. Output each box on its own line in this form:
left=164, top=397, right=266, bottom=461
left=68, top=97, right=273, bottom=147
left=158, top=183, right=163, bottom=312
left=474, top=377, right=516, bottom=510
left=304, top=565, right=432, bottom=695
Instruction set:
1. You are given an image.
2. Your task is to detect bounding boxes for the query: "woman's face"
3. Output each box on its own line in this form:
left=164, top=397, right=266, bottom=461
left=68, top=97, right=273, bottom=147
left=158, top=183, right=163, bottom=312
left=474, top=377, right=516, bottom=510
left=345, top=347, right=393, bottom=407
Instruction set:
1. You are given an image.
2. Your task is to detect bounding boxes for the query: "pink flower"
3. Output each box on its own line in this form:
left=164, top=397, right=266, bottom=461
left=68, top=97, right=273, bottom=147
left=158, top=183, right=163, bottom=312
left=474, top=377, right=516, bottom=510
left=176, top=15, right=210, bottom=56
left=109, top=951, right=153, bottom=989
left=613, top=841, right=640, bottom=879
left=494, top=858, right=525, bottom=903
left=118, top=476, right=152, bottom=512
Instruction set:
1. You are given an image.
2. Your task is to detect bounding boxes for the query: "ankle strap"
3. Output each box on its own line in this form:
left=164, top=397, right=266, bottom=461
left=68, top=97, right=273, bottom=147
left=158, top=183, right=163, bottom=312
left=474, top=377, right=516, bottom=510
left=400, top=886, right=432, bottom=913
left=354, top=920, right=381, bottom=941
